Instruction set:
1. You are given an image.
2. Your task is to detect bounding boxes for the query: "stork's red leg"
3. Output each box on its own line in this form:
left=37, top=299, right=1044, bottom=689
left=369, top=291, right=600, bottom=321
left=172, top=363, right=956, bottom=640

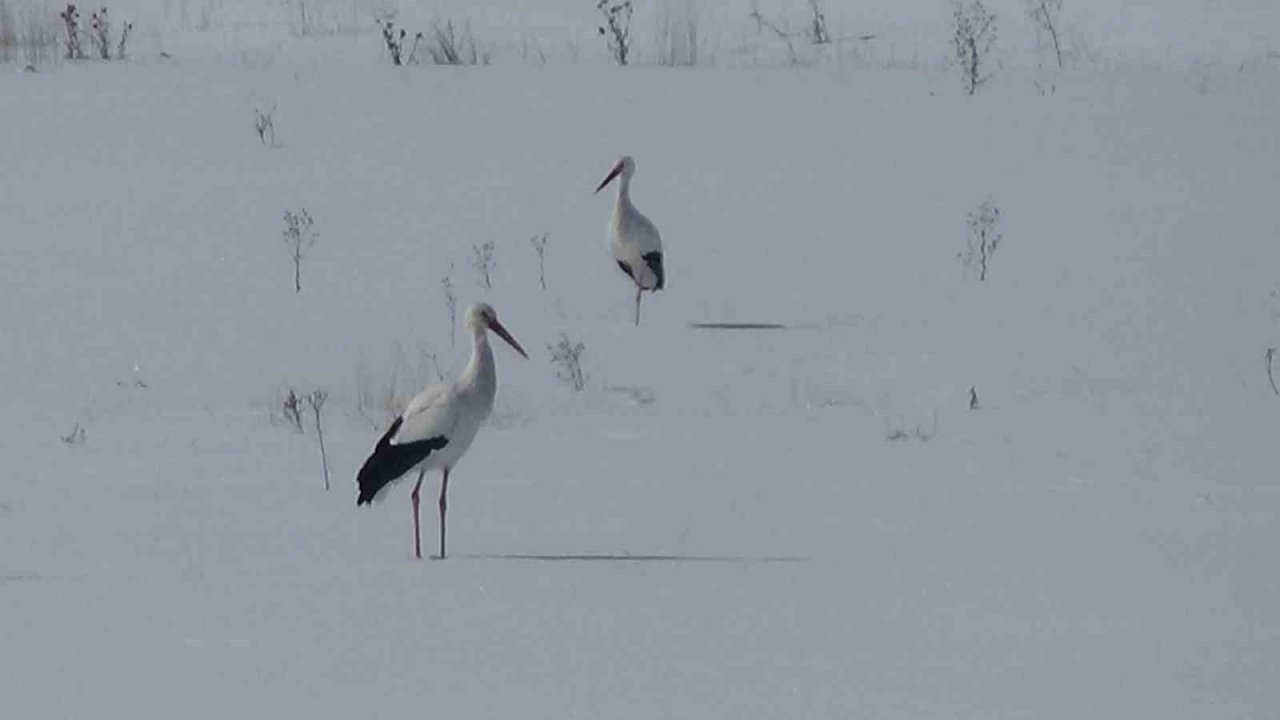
left=411, top=470, right=425, bottom=560
left=438, top=468, right=450, bottom=559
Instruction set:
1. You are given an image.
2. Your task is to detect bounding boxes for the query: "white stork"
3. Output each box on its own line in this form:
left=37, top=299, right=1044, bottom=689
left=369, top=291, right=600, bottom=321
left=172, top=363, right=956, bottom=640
left=595, top=156, right=665, bottom=325
left=356, top=302, right=527, bottom=559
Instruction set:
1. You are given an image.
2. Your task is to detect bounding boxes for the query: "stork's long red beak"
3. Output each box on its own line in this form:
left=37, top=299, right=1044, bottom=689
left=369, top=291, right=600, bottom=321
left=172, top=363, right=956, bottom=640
left=594, top=162, right=624, bottom=194
left=487, top=318, right=528, bottom=359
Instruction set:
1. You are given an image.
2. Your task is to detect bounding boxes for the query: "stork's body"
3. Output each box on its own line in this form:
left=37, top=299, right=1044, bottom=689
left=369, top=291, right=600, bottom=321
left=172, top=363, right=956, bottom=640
left=596, top=156, right=664, bottom=325
left=356, top=303, right=527, bottom=559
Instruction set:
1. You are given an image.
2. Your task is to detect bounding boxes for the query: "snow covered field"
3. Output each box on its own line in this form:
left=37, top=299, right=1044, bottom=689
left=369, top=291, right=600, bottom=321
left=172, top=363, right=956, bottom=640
left=2, top=1, right=1279, bottom=717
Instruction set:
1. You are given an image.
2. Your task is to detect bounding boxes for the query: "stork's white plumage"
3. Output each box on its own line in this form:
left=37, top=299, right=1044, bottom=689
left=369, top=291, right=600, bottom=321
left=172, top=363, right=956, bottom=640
left=596, top=156, right=665, bottom=325
left=356, top=302, right=527, bottom=559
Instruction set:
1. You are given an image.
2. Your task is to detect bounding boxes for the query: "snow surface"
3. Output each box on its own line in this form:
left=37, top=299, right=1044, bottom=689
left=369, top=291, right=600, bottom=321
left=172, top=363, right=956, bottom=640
left=2, top=2, right=1279, bottom=718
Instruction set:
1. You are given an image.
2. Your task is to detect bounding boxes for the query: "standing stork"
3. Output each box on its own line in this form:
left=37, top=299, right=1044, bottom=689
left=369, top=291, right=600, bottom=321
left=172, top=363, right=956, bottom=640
left=595, top=156, right=664, bottom=325
left=356, top=302, right=527, bottom=559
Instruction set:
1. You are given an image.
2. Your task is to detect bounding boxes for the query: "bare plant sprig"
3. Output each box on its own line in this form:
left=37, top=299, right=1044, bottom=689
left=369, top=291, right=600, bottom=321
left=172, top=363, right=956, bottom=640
left=84, top=7, right=130, bottom=60
left=18, top=12, right=58, bottom=67
left=959, top=198, right=1002, bottom=281
left=116, top=16, right=131, bottom=58
left=254, top=107, right=275, bottom=146
left=442, top=272, right=457, bottom=348
left=530, top=233, right=549, bottom=290
left=296, top=0, right=309, bottom=37
left=597, top=0, right=633, bottom=66
left=549, top=333, right=586, bottom=391
left=655, top=0, right=698, bottom=67
left=886, top=411, right=938, bottom=442
left=805, top=0, right=830, bottom=45
left=953, top=0, right=998, bottom=95
left=61, top=422, right=87, bottom=445
left=305, top=390, right=330, bottom=490
left=0, top=1, right=15, bottom=65
left=749, top=0, right=789, bottom=39
left=88, top=7, right=109, bottom=59
left=282, top=208, right=317, bottom=293
left=281, top=389, right=305, bottom=433
left=747, top=1, right=800, bottom=64
left=471, top=241, right=495, bottom=289
left=1026, top=0, right=1064, bottom=69
left=379, top=19, right=421, bottom=66
left=1266, top=348, right=1279, bottom=396
left=424, top=19, right=489, bottom=65
left=59, top=3, right=83, bottom=59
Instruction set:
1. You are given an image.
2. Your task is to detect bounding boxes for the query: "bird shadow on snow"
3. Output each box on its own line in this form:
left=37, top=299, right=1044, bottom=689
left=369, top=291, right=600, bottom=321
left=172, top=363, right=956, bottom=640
left=464, top=553, right=809, bottom=564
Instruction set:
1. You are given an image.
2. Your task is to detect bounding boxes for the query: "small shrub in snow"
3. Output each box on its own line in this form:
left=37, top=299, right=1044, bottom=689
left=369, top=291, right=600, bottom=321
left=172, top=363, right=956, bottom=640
left=748, top=1, right=788, bottom=39
left=747, top=2, right=800, bottom=65
left=0, top=0, right=15, bottom=64
left=18, top=11, right=58, bottom=68
left=61, top=422, right=86, bottom=445
left=471, top=241, right=495, bottom=289
left=441, top=272, right=457, bottom=348
left=959, top=198, right=1002, bottom=281
left=1033, top=78, right=1057, bottom=96
left=886, top=412, right=937, bottom=442
left=305, top=389, right=330, bottom=490
left=804, top=0, right=830, bottom=46
left=952, top=0, right=997, bottom=95
left=60, top=6, right=128, bottom=61
left=281, top=388, right=305, bottom=433
left=58, top=3, right=83, bottom=59
left=254, top=107, right=275, bottom=146
left=89, top=8, right=107, bottom=58
left=295, top=0, right=311, bottom=37
left=423, top=20, right=489, bottom=66
left=597, top=0, right=633, bottom=66
left=353, top=346, right=443, bottom=430
left=1026, top=0, right=1064, bottom=69
left=281, top=208, right=317, bottom=293
left=1266, top=348, right=1279, bottom=396
left=379, top=20, right=420, bottom=66
left=655, top=0, right=698, bottom=67
left=115, top=13, right=131, bottom=59
left=520, top=36, right=548, bottom=65
left=530, top=232, right=549, bottom=290
left=88, top=8, right=111, bottom=59
left=549, top=334, right=586, bottom=391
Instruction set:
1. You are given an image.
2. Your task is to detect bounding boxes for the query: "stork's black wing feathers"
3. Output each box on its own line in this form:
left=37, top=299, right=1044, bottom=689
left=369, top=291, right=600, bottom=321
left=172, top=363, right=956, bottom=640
left=642, top=251, right=664, bottom=290
left=616, top=260, right=635, bottom=282
left=356, top=416, right=449, bottom=506
left=618, top=254, right=664, bottom=291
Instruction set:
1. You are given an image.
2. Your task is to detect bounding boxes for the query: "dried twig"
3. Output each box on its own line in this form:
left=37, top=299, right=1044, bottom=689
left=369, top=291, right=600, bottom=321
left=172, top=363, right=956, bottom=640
left=1267, top=348, right=1279, bottom=396
left=306, top=390, right=330, bottom=490
left=282, top=209, right=317, bottom=293
left=530, top=233, right=548, bottom=290
left=282, top=389, right=304, bottom=433
left=61, top=422, right=86, bottom=445
left=442, top=273, right=457, bottom=348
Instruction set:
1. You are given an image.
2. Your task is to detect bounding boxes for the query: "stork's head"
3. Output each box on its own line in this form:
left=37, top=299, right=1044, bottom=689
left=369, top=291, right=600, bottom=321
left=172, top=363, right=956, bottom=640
left=594, top=155, right=636, bottom=194
left=466, top=303, right=528, bottom=358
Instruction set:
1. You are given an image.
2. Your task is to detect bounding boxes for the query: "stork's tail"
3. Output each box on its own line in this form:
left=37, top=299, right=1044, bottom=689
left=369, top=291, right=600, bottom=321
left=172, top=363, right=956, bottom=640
left=355, top=417, right=449, bottom=505
left=642, top=251, right=664, bottom=291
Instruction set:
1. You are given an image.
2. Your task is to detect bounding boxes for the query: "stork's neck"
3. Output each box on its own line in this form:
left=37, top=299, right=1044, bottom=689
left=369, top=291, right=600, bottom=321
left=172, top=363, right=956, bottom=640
left=613, top=174, right=635, bottom=213
left=458, top=326, right=497, bottom=403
